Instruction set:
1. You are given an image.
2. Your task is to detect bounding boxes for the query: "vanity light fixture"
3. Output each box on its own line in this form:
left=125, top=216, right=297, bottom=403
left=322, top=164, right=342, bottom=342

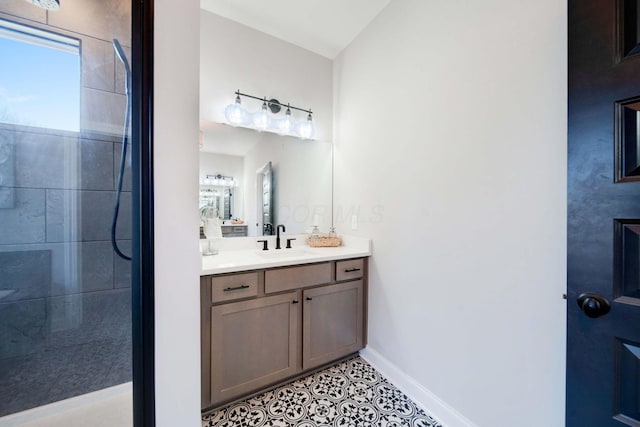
left=224, top=90, right=315, bottom=140
left=200, top=188, right=219, bottom=197
left=203, top=174, right=237, bottom=187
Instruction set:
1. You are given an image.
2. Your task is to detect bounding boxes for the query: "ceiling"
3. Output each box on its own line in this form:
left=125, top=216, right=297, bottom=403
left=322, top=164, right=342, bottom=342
left=200, top=0, right=391, bottom=59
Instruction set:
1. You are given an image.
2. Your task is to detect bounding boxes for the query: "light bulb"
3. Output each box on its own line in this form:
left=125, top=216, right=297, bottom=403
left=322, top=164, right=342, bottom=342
left=224, top=94, right=249, bottom=126
left=297, top=112, right=315, bottom=139
left=277, top=105, right=294, bottom=134
left=252, top=99, right=272, bottom=130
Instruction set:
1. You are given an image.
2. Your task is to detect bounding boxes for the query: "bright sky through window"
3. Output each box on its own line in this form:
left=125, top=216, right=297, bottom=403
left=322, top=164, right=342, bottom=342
left=0, top=20, right=80, bottom=132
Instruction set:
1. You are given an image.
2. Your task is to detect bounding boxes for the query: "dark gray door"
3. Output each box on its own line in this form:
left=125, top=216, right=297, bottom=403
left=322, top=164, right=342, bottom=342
left=257, top=161, right=273, bottom=235
left=568, top=1, right=640, bottom=425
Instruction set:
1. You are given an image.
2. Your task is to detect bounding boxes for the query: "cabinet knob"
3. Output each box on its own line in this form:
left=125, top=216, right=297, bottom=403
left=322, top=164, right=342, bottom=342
left=306, top=297, right=313, bottom=301
left=292, top=300, right=299, bottom=304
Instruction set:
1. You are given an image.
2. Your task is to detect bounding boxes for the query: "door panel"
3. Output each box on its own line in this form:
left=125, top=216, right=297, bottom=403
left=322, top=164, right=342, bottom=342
left=614, top=338, right=640, bottom=424
left=257, top=161, right=273, bottom=236
left=210, top=291, right=299, bottom=405
left=568, top=1, right=640, bottom=425
left=302, top=280, right=363, bottom=370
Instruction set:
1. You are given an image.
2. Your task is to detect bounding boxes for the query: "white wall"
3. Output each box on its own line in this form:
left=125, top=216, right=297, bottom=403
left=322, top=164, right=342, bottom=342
left=154, top=0, right=201, bottom=426
left=333, top=1, right=567, bottom=426
left=200, top=11, right=333, bottom=143
left=199, top=152, right=244, bottom=184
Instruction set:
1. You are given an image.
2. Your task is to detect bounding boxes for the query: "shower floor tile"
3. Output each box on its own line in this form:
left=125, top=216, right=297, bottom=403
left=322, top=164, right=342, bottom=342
left=0, top=337, right=131, bottom=417
left=202, top=356, right=441, bottom=427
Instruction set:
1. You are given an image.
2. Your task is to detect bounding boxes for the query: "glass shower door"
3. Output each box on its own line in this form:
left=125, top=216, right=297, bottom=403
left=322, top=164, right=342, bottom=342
left=0, top=0, right=133, bottom=420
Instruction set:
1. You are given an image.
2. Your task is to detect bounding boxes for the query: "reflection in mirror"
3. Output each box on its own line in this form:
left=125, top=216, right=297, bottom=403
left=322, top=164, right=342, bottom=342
left=257, top=161, right=273, bottom=235
left=200, top=119, right=332, bottom=238
left=199, top=145, right=247, bottom=238
left=199, top=175, right=235, bottom=220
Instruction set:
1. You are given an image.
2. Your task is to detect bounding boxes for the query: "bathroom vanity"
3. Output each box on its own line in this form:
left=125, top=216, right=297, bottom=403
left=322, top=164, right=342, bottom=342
left=220, top=224, right=248, bottom=237
left=200, top=237, right=370, bottom=410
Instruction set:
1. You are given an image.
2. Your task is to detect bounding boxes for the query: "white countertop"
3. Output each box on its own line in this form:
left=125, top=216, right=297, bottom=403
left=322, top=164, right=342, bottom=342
left=201, top=234, right=371, bottom=275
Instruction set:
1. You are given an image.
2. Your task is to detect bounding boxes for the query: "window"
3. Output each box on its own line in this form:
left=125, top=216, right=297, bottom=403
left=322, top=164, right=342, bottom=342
left=0, top=19, right=79, bottom=132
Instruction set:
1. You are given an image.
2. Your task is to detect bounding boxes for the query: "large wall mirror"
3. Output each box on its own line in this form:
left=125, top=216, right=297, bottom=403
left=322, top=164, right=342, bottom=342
left=199, top=120, right=332, bottom=237
left=199, top=10, right=334, bottom=239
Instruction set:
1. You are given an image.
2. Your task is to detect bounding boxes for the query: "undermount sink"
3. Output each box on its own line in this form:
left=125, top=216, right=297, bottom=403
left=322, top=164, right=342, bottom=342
left=255, top=249, right=310, bottom=258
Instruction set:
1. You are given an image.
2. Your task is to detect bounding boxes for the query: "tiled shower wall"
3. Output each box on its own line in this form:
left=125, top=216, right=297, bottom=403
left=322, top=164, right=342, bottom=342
left=0, top=0, right=132, bottom=416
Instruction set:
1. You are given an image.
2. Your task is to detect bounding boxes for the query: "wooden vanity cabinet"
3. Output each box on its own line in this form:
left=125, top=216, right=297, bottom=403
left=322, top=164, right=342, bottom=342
left=201, top=257, right=368, bottom=410
left=210, top=291, right=299, bottom=405
left=303, top=280, right=364, bottom=370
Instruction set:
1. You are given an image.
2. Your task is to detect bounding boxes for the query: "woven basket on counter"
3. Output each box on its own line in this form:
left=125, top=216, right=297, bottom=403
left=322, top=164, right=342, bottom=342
left=307, top=235, right=342, bottom=247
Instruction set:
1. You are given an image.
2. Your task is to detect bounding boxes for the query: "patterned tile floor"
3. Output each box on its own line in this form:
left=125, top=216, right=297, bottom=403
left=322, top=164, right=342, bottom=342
left=202, top=356, right=442, bottom=427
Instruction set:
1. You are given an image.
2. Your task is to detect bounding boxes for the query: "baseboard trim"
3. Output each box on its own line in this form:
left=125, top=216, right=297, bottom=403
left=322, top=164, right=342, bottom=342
left=0, top=382, right=132, bottom=427
left=359, top=347, right=477, bottom=427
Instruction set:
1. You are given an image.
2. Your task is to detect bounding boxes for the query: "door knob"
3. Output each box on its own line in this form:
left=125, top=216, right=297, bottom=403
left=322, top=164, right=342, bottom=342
left=577, top=293, right=611, bottom=318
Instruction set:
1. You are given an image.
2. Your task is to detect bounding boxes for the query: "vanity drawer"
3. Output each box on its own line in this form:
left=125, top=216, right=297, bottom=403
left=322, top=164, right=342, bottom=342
left=265, top=263, right=332, bottom=294
left=336, top=259, right=364, bottom=281
left=211, top=272, right=258, bottom=303
left=221, top=226, right=248, bottom=237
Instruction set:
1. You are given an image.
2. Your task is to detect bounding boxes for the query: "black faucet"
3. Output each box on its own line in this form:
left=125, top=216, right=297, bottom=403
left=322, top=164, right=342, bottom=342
left=276, top=224, right=286, bottom=249
left=263, top=222, right=273, bottom=235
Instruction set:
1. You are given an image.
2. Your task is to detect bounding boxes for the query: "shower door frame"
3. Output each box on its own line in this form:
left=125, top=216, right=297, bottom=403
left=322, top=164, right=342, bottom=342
left=132, top=0, right=155, bottom=426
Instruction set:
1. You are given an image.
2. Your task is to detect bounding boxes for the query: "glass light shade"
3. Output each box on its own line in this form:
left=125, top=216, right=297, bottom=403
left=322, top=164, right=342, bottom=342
left=276, top=111, right=295, bottom=135
left=252, top=109, right=272, bottom=130
left=297, top=116, right=315, bottom=139
left=224, top=102, right=249, bottom=126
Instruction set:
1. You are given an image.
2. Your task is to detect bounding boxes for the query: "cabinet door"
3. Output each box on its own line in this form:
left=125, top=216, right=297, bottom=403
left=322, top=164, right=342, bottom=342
left=303, top=280, right=364, bottom=370
left=211, top=292, right=299, bottom=405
